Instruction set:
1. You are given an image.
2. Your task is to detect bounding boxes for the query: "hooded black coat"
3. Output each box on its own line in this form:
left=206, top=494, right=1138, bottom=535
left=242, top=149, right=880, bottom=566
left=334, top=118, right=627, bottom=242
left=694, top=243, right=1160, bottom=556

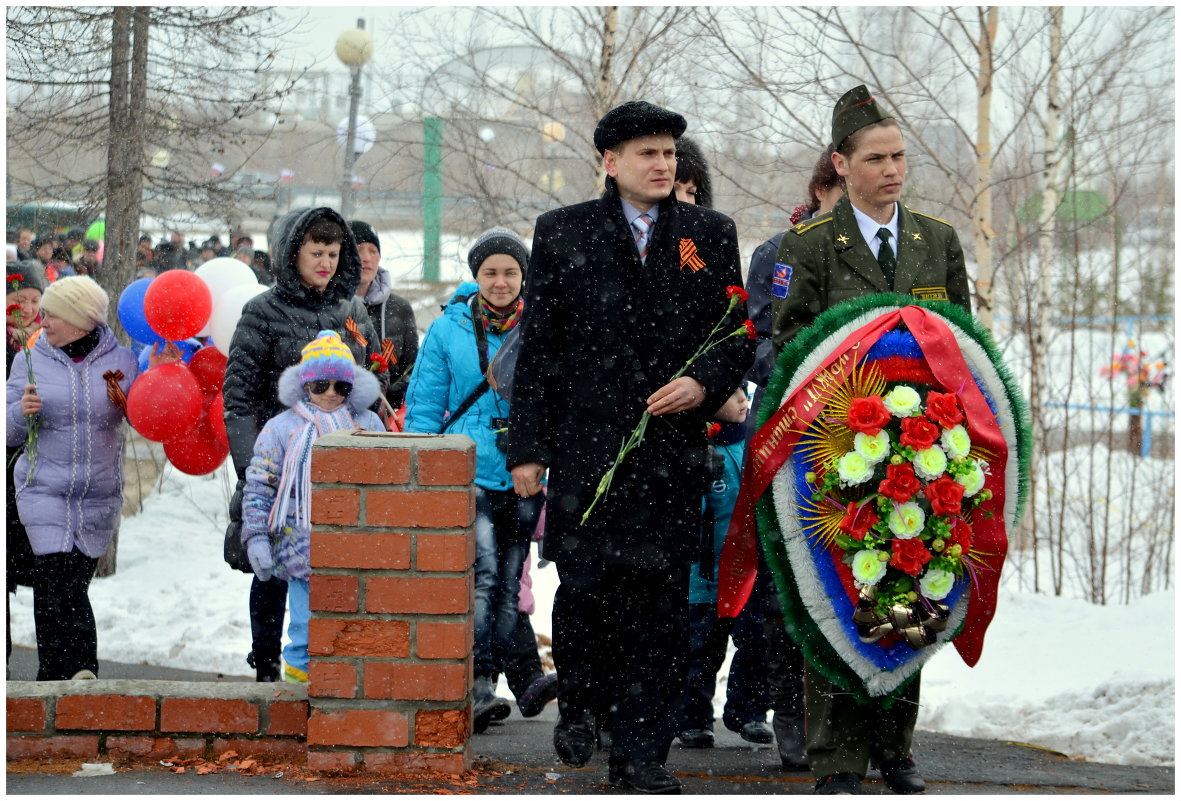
left=507, top=182, right=754, bottom=569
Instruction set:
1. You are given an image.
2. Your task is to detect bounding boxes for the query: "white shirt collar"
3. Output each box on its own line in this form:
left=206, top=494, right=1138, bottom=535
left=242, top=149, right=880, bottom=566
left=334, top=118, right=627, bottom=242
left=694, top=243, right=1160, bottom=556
left=850, top=202, right=899, bottom=258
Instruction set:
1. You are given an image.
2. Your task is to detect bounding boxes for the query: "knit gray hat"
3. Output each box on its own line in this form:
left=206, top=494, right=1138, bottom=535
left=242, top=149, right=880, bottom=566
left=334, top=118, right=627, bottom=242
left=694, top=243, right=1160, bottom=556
left=41, top=275, right=108, bottom=331
left=467, top=227, right=529, bottom=277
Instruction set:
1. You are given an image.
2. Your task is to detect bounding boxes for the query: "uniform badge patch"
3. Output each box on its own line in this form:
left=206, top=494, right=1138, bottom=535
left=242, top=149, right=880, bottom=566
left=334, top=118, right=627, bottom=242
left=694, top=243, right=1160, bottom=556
left=911, top=286, right=949, bottom=301
left=772, top=262, right=793, bottom=298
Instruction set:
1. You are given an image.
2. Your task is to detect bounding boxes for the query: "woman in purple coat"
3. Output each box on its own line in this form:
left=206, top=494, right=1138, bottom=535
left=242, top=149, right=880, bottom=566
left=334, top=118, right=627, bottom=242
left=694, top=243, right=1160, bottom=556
left=6, top=276, right=137, bottom=680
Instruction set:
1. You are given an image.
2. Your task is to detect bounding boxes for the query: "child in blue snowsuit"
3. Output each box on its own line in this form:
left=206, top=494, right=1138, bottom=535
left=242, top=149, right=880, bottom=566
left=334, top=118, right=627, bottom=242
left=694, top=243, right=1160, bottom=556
left=241, top=330, right=385, bottom=682
left=677, top=387, right=772, bottom=747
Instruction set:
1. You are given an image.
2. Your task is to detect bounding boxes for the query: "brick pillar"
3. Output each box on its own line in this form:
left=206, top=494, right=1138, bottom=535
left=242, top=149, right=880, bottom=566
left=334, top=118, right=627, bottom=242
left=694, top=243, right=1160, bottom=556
left=305, top=430, right=476, bottom=774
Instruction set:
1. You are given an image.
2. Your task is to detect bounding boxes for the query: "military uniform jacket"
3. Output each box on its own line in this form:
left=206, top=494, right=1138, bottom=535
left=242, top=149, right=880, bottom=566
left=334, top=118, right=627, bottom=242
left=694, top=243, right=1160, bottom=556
left=507, top=183, right=754, bottom=569
left=771, top=194, right=970, bottom=347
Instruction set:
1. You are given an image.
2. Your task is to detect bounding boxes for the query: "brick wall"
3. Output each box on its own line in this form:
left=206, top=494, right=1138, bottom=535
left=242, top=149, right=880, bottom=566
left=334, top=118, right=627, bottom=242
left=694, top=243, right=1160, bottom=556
left=6, top=432, right=477, bottom=776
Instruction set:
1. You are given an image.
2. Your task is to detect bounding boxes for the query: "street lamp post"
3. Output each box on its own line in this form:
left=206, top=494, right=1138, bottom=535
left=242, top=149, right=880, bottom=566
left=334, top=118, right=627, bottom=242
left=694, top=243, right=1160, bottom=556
left=335, top=20, right=373, bottom=220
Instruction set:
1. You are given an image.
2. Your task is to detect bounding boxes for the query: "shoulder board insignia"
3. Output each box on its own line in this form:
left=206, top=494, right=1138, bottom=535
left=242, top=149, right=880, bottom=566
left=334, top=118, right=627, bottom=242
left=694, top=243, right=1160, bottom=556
left=791, top=216, right=832, bottom=235
left=907, top=207, right=953, bottom=228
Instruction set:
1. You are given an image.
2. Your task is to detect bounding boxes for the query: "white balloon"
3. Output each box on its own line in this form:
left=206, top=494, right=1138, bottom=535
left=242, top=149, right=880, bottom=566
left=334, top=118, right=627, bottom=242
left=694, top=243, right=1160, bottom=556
left=210, top=283, right=269, bottom=356
left=196, top=257, right=258, bottom=301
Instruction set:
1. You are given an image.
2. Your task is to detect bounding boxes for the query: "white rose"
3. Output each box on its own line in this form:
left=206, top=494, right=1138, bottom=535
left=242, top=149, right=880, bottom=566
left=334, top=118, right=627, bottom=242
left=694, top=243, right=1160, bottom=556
left=919, top=567, right=956, bottom=601
left=887, top=502, right=926, bottom=538
left=956, top=459, right=987, bottom=497
left=941, top=425, right=972, bottom=460
left=912, top=446, right=948, bottom=481
left=837, top=451, right=874, bottom=485
left=884, top=385, right=921, bottom=417
left=854, top=430, right=891, bottom=464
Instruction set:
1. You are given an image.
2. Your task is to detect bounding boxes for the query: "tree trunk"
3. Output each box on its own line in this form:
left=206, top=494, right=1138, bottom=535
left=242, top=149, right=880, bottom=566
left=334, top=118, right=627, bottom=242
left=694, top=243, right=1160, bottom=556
left=593, top=6, right=618, bottom=194
left=973, top=6, right=998, bottom=332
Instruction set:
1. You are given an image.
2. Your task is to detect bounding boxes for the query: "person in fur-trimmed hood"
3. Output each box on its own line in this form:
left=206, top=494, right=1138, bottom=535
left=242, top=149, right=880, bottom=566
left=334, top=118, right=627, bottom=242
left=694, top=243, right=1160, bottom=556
left=222, top=207, right=384, bottom=683
left=241, top=330, right=385, bottom=683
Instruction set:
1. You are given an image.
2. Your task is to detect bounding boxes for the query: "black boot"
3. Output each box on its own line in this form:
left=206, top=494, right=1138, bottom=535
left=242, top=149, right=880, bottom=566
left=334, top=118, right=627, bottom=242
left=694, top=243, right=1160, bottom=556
left=773, top=712, right=809, bottom=771
left=473, top=675, right=511, bottom=734
left=247, top=648, right=281, bottom=683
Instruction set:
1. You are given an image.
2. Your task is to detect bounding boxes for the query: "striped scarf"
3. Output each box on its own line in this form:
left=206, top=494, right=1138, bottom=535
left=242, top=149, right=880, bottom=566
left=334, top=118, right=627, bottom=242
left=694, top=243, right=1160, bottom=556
left=267, top=401, right=357, bottom=534
left=478, top=296, right=523, bottom=334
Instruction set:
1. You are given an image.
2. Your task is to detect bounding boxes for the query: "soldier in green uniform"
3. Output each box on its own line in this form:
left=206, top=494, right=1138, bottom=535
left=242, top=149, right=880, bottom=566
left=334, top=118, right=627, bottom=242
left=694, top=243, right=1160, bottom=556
left=770, top=86, right=972, bottom=794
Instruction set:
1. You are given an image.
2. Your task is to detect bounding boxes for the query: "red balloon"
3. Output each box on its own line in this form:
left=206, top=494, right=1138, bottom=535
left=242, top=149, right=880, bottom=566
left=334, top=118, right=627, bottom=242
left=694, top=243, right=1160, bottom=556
left=164, top=421, right=229, bottom=475
left=189, top=346, right=228, bottom=395
left=143, top=270, right=213, bottom=341
left=126, top=363, right=203, bottom=442
left=208, top=392, right=228, bottom=448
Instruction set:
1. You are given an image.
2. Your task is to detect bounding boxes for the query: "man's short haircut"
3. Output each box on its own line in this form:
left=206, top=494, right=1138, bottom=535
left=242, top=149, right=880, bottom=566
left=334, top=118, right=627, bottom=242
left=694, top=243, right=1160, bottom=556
left=836, top=118, right=901, bottom=158
left=304, top=215, right=344, bottom=245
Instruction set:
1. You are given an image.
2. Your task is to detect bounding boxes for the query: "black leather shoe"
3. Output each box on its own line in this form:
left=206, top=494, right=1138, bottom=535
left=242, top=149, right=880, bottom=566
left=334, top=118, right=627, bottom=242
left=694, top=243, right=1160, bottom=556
left=879, top=757, right=925, bottom=794
left=814, top=772, right=862, bottom=794
left=773, top=713, right=809, bottom=771
left=735, top=720, right=774, bottom=744
left=517, top=672, right=559, bottom=718
left=553, top=711, right=596, bottom=767
left=677, top=728, right=715, bottom=748
left=609, top=761, right=682, bottom=794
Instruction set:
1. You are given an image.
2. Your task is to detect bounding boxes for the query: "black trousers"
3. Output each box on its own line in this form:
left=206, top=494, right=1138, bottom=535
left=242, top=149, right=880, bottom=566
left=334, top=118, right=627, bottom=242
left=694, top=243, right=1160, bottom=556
left=250, top=575, right=288, bottom=660
left=761, top=567, right=806, bottom=721
left=553, top=560, right=689, bottom=767
left=32, top=548, right=99, bottom=681
left=500, top=611, right=545, bottom=699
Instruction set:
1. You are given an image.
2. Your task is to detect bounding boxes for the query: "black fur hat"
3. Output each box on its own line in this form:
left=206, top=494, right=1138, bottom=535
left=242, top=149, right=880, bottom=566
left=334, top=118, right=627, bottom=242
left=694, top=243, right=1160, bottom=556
left=593, top=100, right=686, bottom=154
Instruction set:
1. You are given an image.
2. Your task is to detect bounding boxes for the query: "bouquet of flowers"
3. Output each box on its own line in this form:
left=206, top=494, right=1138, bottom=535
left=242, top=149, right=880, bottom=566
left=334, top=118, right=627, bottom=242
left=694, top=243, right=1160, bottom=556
left=798, top=372, right=993, bottom=648
left=1099, top=339, right=1167, bottom=407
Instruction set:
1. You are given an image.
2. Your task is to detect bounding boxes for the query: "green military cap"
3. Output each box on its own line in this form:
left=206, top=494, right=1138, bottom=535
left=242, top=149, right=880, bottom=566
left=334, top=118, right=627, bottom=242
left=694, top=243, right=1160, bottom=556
left=832, top=85, right=892, bottom=151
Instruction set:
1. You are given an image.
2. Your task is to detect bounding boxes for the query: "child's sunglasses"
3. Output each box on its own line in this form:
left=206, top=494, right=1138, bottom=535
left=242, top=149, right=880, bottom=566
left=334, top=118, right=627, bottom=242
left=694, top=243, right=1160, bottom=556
left=306, top=380, right=352, bottom=397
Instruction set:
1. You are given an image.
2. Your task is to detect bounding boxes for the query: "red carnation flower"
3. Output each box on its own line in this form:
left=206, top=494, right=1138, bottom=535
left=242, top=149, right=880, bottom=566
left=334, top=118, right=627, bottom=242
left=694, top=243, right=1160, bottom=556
left=6, top=303, right=22, bottom=316
left=368, top=353, right=389, bottom=373
left=925, top=391, right=964, bottom=429
left=743, top=319, right=757, bottom=340
left=878, top=463, right=921, bottom=503
left=890, top=537, right=933, bottom=576
left=839, top=501, right=879, bottom=541
left=846, top=396, right=892, bottom=436
left=924, top=476, right=965, bottom=516
left=7, top=274, right=24, bottom=284
left=707, top=422, right=722, bottom=439
left=726, top=285, right=749, bottom=303
left=899, top=416, right=940, bottom=450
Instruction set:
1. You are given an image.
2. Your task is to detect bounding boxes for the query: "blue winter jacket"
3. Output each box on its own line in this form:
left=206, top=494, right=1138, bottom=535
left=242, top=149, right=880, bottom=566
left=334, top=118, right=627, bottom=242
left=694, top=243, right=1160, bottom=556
left=404, top=282, right=513, bottom=492
left=689, top=438, right=746, bottom=605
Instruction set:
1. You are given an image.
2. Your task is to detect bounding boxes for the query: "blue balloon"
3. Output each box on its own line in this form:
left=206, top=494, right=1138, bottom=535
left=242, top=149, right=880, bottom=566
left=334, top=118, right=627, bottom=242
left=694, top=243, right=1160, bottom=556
left=137, top=338, right=201, bottom=372
left=118, top=277, right=162, bottom=346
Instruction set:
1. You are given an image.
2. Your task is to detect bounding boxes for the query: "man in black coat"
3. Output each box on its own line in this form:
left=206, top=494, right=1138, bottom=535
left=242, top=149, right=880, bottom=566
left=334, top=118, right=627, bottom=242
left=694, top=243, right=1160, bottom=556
left=508, top=101, right=754, bottom=794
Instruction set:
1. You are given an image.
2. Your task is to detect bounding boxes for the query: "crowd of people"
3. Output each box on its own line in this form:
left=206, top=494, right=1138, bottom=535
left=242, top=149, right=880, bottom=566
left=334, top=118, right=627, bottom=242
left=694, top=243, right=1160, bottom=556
left=7, top=85, right=971, bottom=796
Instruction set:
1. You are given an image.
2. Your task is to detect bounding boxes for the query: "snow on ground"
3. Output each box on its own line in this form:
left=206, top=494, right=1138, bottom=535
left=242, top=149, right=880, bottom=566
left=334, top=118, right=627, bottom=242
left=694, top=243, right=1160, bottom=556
left=7, top=456, right=1173, bottom=767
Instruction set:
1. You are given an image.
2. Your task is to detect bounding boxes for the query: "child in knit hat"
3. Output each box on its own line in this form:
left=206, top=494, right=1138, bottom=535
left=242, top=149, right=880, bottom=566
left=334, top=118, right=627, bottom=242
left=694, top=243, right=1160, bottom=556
left=240, top=330, right=385, bottom=682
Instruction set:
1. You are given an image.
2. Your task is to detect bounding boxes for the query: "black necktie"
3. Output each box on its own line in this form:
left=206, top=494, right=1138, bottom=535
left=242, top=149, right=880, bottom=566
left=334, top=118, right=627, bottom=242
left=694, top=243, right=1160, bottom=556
left=877, top=228, right=896, bottom=289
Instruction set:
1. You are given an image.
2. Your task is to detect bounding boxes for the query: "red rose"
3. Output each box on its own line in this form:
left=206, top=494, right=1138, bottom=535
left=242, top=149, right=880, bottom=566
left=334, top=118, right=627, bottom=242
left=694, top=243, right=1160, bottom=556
left=925, top=391, right=964, bottom=429
left=948, top=517, right=973, bottom=554
left=846, top=396, right=892, bottom=435
left=923, top=476, right=965, bottom=516
left=743, top=319, right=757, bottom=340
left=899, top=416, right=940, bottom=450
left=707, top=422, right=721, bottom=439
left=839, top=501, right=879, bottom=540
left=727, top=285, right=749, bottom=303
left=878, top=463, right=921, bottom=503
left=890, top=538, right=932, bottom=576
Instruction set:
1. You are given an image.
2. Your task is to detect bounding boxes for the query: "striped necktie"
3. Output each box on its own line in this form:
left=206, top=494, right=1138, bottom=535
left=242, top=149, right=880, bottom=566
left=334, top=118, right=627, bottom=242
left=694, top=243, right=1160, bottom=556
left=632, top=213, right=654, bottom=264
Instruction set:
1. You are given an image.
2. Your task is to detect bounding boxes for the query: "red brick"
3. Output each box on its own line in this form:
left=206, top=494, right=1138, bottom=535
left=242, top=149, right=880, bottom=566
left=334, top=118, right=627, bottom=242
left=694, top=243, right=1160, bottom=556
left=310, top=530, right=410, bottom=569
left=311, top=488, right=360, bottom=526
left=307, top=749, right=358, bottom=773
left=414, top=708, right=468, bottom=748
left=267, top=700, right=309, bottom=736
left=213, top=737, right=307, bottom=761
left=308, top=661, right=357, bottom=698
left=160, top=698, right=258, bottom=734
left=417, top=447, right=476, bottom=486
left=366, top=488, right=474, bottom=528
left=312, top=447, right=410, bottom=485
left=6, top=697, right=46, bottom=731
left=416, top=619, right=472, bottom=660
left=367, top=575, right=472, bottom=615
left=307, top=709, right=408, bottom=747
left=364, top=662, right=467, bottom=701
left=309, top=618, right=410, bottom=657
left=309, top=574, right=358, bottom=612
left=55, top=694, right=155, bottom=731
left=6, top=734, right=99, bottom=759
left=363, top=751, right=468, bottom=775
left=105, top=736, right=206, bottom=761
left=416, top=532, right=475, bottom=572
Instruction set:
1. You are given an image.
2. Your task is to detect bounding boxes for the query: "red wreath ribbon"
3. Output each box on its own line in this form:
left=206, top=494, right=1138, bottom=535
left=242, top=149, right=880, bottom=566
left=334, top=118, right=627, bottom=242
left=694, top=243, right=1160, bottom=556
left=717, top=305, right=1008, bottom=666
